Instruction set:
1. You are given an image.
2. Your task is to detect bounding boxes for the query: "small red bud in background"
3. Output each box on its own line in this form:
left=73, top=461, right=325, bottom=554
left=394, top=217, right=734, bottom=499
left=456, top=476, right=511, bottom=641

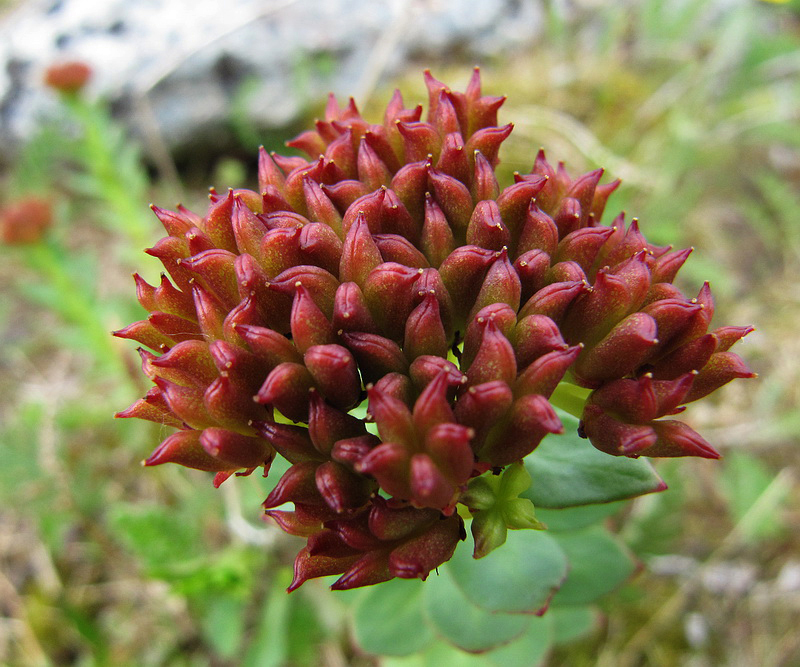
left=1, top=197, right=53, bottom=244
left=43, top=60, right=92, bottom=94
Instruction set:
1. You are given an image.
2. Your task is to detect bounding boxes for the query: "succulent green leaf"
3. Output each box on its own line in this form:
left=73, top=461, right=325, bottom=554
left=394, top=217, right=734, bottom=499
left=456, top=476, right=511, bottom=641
left=524, top=410, right=665, bottom=508
left=551, top=525, right=637, bottom=605
left=499, top=460, right=535, bottom=497
left=549, top=606, right=599, bottom=645
left=381, top=642, right=495, bottom=667
left=382, top=613, right=552, bottom=667
left=424, top=567, right=530, bottom=653
left=445, top=529, right=568, bottom=614
left=502, top=498, right=545, bottom=530
left=461, top=475, right=498, bottom=510
left=470, top=509, right=509, bottom=558
left=535, top=501, right=626, bottom=532
left=482, top=614, right=553, bottom=666
left=352, top=577, right=434, bottom=656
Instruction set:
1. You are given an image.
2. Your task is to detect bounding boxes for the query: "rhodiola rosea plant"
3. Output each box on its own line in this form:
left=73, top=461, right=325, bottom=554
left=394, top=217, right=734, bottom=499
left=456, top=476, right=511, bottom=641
left=115, top=68, right=754, bottom=655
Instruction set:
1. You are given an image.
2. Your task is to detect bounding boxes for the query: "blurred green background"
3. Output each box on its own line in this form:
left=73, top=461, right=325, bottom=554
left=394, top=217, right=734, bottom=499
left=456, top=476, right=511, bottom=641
left=1, top=0, right=798, bottom=665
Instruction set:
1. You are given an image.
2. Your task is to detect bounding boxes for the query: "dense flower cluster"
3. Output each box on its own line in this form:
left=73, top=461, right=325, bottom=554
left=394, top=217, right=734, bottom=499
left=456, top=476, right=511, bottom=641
left=116, top=70, right=754, bottom=590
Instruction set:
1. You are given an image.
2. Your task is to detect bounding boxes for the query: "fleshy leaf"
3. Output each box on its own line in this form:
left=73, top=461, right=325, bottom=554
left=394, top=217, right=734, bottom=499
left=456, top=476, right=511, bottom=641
left=444, top=529, right=568, bottom=614
left=381, top=616, right=552, bottom=667
left=535, top=501, right=626, bottom=533
left=523, top=410, right=665, bottom=508
left=352, top=577, right=434, bottom=656
left=550, top=525, right=636, bottom=606
left=549, top=606, right=599, bottom=645
left=424, top=567, right=530, bottom=653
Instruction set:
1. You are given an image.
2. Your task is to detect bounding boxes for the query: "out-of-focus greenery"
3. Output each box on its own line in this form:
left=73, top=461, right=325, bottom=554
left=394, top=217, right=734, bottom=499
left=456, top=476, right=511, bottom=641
left=1, top=0, right=798, bottom=665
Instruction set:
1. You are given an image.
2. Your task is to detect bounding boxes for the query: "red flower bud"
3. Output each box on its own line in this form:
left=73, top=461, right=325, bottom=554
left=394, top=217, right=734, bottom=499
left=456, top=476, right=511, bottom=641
left=269, top=265, right=338, bottom=318
left=254, top=418, right=319, bottom=463
left=464, top=124, right=514, bottom=169
left=427, top=167, right=474, bottom=235
left=411, top=371, right=456, bottom=437
left=518, top=280, right=588, bottom=324
left=514, top=249, right=551, bottom=304
left=387, top=513, right=463, bottom=580
left=342, top=332, right=409, bottom=382
left=437, top=132, right=471, bottom=185
left=316, top=460, right=374, bottom=513
left=397, top=120, right=441, bottom=163
left=155, top=377, right=214, bottom=430
left=390, top=160, right=430, bottom=222
left=374, top=233, right=429, bottom=269
left=554, top=226, right=615, bottom=274
left=367, top=384, right=415, bottom=448
left=512, top=314, right=568, bottom=369
left=496, top=177, right=548, bottom=237
left=580, top=405, right=658, bottom=457
left=263, top=461, right=324, bottom=509
left=517, top=202, right=559, bottom=257
left=182, top=248, right=240, bottom=310
left=404, top=292, right=449, bottom=360
left=409, top=356, right=466, bottom=392
left=478, top=394, right=562, bottom=467
left=472, top=150, right=500, bottom=202
left=332, top=281, right=380, bottom=334
left=514, top=345, right=582, bottom=399
left=363, top=262, right=422, bottom=337
left=299, top=221, right=343, bottom=275
left=308, top=391, right=368, bottom=457
left=438, top=244, right=496, bottom=326
left=200, top=428, right=274, bottom=470
left=44, top=61, right=92, bottom=93
left=255, top=362, right=314, bottom=423
left=421, top=194, right=457, bottom=268
left=573, top=312, right=659, bottom=387
left=465, top=316, right=517, bottom=388
left=290, top=285, right=336, bottom=354
left=648, top=420, right=720, bottom=459
left=453, top=380, right=514, bottom=451
left=466, top=200, right=510, bottom=251
left=332, top=434, right=381, bottom=468
left=204, top=373, right=266, bottom=430
left=1, top=196, right=53, bottom=244
left=115, top=388, right=185, bottom=428
left=469, top=248, right=521, bottom=321
left=356, top=441, right=412, bottom=500
left=683, top=351, right=757, bottom=403
left=304, top=344, right=361, bottom=410
left=144, top=429, right=233, bottom=472
left=461, top=303, right=516, bottom=370
left=649, top=333, right=718, bottom=381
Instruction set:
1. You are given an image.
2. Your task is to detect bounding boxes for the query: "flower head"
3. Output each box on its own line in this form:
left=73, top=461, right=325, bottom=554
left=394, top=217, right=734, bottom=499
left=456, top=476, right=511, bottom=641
left=1, top=196, right=53, bottom=244
left=44, top=61, right=92, bottom=94
left=116, top=69, right=754, bottom=590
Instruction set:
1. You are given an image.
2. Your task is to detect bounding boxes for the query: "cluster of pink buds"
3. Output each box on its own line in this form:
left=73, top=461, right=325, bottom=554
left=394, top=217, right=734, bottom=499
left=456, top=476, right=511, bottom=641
left=116, top=70, right=754, bottom=590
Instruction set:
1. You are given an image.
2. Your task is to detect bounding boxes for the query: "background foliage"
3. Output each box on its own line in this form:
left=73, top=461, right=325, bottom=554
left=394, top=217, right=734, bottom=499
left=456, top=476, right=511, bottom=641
left=1, top=0, right=798, bottom=664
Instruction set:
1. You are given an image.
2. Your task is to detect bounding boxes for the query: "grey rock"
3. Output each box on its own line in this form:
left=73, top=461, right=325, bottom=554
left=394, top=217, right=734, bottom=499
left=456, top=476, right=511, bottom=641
left=0, top=0, right=543, bottom=159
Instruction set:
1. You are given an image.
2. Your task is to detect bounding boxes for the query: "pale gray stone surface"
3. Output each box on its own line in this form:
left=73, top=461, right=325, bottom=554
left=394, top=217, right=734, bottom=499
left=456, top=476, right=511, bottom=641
left=0, top=0, right=543, bottom=156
